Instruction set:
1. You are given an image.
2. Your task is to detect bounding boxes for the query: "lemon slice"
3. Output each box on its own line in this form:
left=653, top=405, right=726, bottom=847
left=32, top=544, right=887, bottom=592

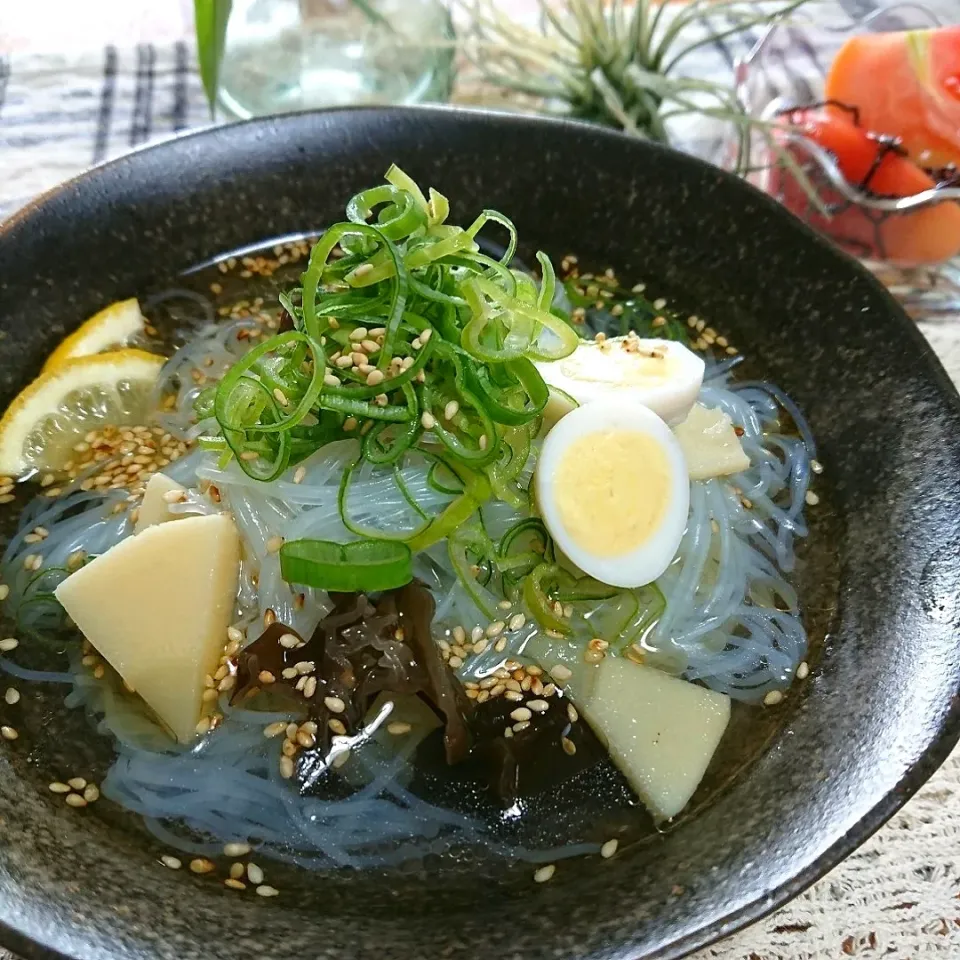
left=0, top=349, right=165, bottom=477
left=42, top=299, right=145, bottom=373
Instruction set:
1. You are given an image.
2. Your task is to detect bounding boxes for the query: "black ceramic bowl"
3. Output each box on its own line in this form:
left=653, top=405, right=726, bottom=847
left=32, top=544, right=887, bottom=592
left=0, top=107, right=959, bottom=960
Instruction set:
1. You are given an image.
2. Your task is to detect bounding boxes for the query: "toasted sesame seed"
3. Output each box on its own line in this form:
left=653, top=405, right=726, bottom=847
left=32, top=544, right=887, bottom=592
left=567, top=703, right=579, bottom=723
left=452, top=625, right=466, bottom=644
left=448, top=654, right=464, bottom=669
left=258, top=670, right=276, bottom=685
left=49, top=781, right=71, bottom=793
left=279, top=632, right=300, bottom=649
left=324, top=696, right=346, bottom=714
left=161, top=855, right=182, bottom=870
left=381, top=720, right=411, bottom=737
left=218, top=675, right=236, bottom=693
left=190, top=858, right=215, bottom=874
left=303, top=676, right=317, bottom=698
left=510, top=707, right=532, bottom=723
left=811, top=459, right=823, bottom=474
left=804, top=490, right=820, bottom=506
left=504, top=690, right=523, bottom=702
left=527, top=699, right=549, bottom=713
left=264, top=721, right=287, bottom=739
left=256, top=885, right=280, bottom=897
left=328, top=718, right=347, bottom=736
left=279, top=755, right=295, bottom=779
left=225, top=878, right=247, bottom=891
left=534, top=864, right=555, bottom=883
left=296, top=728, right=317, bottom=748
left=508, top=613, right=526, bottom=631
left=513, top=720, right=531, bottom=732
left=65, top=793, right=87, bottom=808
left=348, top=326, right=369, bottom=341
left=561, top=736, right=577, bottom=755
left=471, top=639, right=488, bottom=656
left=83, top=784, right=100, bottom=803
left=584, top=649, right=605, bottom=664
left=486, top=620, right=505, bottom=638
left=443, top=400, right=459, bottom=421
left=195, top=717, right=212, bottom=735
left=4, top=687, right=19, bottom=705
left=478, top=434, right=488, bottom=451
left=797, top=661, right=810, bottom=680
left=266, top=535, right=284, bottom=554
left=1, top=726, right=18, bottom=741
left=223, top=842, right=251, bottom=857
left=600, top=839, right=619, bottom=859
left=201, top=688, right=219, bottom=703
left=542, top=683, right=557, bottom=697
left=67, top=777, right=87, bottom=790
left=162, top=489, right=186, bottom=504
left=240, top=450, right=260, bottom=462
left=421, top=411, right=436, bottom=430
left=763, top=690, right=784, bottom=706
left=0, top=585, right=8, bottom=601
left=471, top=626, right=484, bottom=643
left=365, top=369, right=385, bottom=387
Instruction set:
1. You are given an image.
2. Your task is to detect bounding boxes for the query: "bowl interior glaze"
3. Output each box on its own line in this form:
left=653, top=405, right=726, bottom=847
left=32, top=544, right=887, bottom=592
left=0, top=107, right=959, bottom=960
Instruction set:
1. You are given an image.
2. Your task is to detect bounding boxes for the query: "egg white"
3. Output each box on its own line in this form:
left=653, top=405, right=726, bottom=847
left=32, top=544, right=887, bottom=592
left=535, top=399, right=689, bottom=588
left=534, top=335, right=705, bottom=426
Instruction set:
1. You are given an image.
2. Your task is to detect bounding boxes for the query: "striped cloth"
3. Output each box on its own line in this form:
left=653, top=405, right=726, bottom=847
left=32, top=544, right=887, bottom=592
left=0, top=43, right=210, bottom=217
left=0, top=0, right=914, bottom=219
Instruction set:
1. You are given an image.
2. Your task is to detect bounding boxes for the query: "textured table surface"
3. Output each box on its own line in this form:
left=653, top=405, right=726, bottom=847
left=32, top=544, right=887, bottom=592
left=1, top=2, right=960, bottom=958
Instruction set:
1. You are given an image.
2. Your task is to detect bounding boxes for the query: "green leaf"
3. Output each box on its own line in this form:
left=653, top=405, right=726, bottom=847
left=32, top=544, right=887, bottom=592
left=194, top=0, right=233, bottom=115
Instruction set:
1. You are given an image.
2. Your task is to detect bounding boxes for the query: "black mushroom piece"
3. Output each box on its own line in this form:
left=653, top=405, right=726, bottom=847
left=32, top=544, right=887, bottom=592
left=232, top=582, right=472, bottom=763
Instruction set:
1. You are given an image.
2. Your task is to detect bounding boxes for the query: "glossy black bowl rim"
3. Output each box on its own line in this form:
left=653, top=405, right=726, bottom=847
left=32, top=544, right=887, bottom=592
left=1, top=104, right=958, bottom=960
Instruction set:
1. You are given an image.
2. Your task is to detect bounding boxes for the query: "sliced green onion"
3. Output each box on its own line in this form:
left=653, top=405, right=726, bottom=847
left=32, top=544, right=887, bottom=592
left=448, top=528, right=500, bottom=619
left=279, top=538, right=413, bottom=592
left=385, top=164, right=429, bottom=213
left=407, top=464, right=491, bottom=553
left=523, top=562, right=572, bottom=635
left=346, top=184, right=426, bottom=241
left=463, top=357, right=548, bottom=426
left=536, top=251, right=557, bottom=312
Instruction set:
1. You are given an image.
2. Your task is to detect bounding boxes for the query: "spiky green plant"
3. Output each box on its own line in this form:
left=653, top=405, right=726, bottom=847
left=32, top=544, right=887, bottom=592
left=457, top=0, right=816, bottom=186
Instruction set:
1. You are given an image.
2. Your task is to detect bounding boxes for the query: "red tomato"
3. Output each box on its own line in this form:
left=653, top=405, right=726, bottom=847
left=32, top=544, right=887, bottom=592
left=771, top=107, right=960, bottom=265
left=825, top=28, right=960, bottom=169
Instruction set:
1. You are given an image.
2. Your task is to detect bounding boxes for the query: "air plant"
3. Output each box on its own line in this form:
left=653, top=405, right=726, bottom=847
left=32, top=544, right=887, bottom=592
left=457, top=0, right=819, bottom=191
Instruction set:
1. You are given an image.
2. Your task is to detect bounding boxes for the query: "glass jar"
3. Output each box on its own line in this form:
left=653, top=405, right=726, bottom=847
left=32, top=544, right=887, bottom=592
left=217, top=0, right=455, bottom=119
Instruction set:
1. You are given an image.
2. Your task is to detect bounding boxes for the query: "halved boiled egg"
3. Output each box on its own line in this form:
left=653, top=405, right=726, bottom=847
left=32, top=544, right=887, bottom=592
left=535, top=334, right=705, bottom=426
left=535, top=399, right=689, bottom=589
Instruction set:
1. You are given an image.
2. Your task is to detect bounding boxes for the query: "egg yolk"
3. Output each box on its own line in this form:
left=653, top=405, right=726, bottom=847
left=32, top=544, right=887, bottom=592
left=554, top=429, right=671, bottom=557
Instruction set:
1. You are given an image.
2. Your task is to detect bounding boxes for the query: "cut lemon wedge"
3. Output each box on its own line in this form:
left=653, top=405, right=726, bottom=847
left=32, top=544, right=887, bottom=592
left=42, top=299, right=145, bottom=373
left=0, top=349, right=165, bottom=477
